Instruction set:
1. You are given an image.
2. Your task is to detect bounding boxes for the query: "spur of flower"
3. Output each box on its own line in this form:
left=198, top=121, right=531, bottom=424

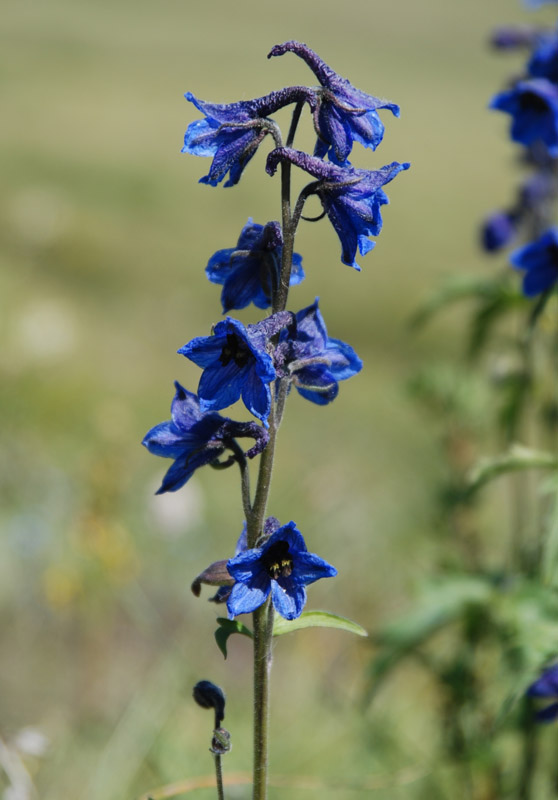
left=275, top=298, right=362, bottom=404
left=226, top=520, right=337, bottom=620
left=179, top=314, right=291, bottom=424
left=527, top=664, right=558, bottom=722
left=142, top=382, right=268, bottom=493
left=182, top=87, right=315, bottom=187
left=268, top=41, right=399, bottom=165
left=266, top=147, right=410, bottom=268
left=206, top=219, right=304, bottom=312
left=490, top=78, right=558, bottom=156
left=510, top=227, right=558, bottom=296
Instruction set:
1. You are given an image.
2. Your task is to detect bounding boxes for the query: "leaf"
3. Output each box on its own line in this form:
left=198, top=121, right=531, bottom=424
left=467, top=444, right=558, bottom=494
left=273, top=610, right=368, bottom=638
left=214, top=617, right=252, bottom=659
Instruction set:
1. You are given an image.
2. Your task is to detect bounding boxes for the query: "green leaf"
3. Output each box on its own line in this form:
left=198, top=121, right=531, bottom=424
left=214, top=617, right=252, bottom=659
left=467, top=444, right=558, bottom=494
left=272, top=610, right=368, bottom=638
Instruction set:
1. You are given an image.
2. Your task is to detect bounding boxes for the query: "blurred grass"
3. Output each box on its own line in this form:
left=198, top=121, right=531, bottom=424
left=1, top=0, right=555, bottom=797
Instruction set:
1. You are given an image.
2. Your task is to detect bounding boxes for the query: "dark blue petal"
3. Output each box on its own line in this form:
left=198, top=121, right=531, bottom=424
left=271, top=579, right=306, bottom=619
left=178, top=334, right=225, bottom=368
left=325, top=337, right=363, bottom=380
left=142, top=421, right=188, bottom=459
left=198, top=360, right=248, bottom=411
left=294, top=365, right=339, bottom=405
left=528, top=665, right=558, bottom=697
left=535, top=702, right=558, bottom=723
left=241, top=367, right=272, bottom=424
left=266, top=521, right=307, bottom=554
left=291, top=551, right=338, bottom=585
left=227, top=579, right=270, bottom=617
left=156, top=447, right=223, bottom=494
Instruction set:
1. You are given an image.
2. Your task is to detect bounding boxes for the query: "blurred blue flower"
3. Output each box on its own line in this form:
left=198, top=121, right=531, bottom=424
left=275, top=299, right=362, bottom=404
left=481, top=211, right=517, bottom=252
left=510, top=227, right=558, bottom=296
left=226, top=520, right=337, bottom=620
left=142, top=382, right=268, bottom=493
left=206, top=219, right=304, bottom=312
left=266, top=147, right=410, bottom=268
left=178, top=315, right=291, bottom=423
left=490, top=78, right=558, bottom=155
left=268, top=40, right=399, bottom=165
left=527, top=664, right=558, bottom=722
left=524, top=0, right=558, bottom=8
left=528, top=30, right=558, bottom=84
left=182, top=87, right=315, bottom=187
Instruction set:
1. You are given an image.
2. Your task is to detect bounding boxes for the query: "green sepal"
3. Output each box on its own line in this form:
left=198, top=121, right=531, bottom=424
left=467, top=444, right=558, bottom=494
left=214, top=617, right=253, bottom=659
left=272, top=610, right=368, bottom=638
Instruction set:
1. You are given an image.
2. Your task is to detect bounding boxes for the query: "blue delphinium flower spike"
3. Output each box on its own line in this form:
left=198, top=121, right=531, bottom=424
left=527, top=664, right=558, bottom=722
left=183, top=87, right=315, bottom=187
left=268, top=41, right=399, bottom=165
left=226, top=520, right=337, bottom=620
left=510, top=227, right=558, bottom=296
left=266, top=147, right=410, bottom=268
left=142, top=381, right=268, bottom=493
left=275, top=299, right=362, bottom=404
left=206, top=219, right=304, bottom=312
left=178, top=314, right=291, bottom=424
left=490, top=78, right=558, bottom=155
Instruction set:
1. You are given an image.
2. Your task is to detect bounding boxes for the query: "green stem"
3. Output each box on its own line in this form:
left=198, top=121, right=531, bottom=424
left=214, top=753, right=225, bottom=800
left=252, top=600, right=274, bottom=800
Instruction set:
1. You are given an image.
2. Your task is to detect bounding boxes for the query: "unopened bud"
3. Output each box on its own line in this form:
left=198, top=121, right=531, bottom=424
left=193, top=680, right=226, bottom=727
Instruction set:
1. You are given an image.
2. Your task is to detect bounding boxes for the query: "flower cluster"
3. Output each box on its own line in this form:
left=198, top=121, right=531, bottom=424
left=145, top=42, right=408, bottom=620
left=483, top=12, right=558, bottom=300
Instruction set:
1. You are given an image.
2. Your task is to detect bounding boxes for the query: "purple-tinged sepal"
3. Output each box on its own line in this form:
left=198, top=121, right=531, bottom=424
left=206, top=219, right=304, bottom=312
left=490, top=79, right=558, bottom=156
left=481, top=211, right=518, bottom=252
left=142, top=382, right=268, bottom=493
left=527, top=664, right=558, bottom=723
left=267, top=148, right=410, bottom=268
left=183, top=87, right=316, bottom=187
left=510, top=227, right=558, bottom=297
left=275, top=299, right=362, bottom=405
left=178, top=315, right=292, bottom=424
left=268, top=41, right=399, bottom=164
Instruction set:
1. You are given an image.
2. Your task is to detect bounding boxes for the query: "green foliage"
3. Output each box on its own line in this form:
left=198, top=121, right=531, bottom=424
left=272, top=610, right=368, bottom=638
left=214, top=617, right=253, bottom=659
left=467, top=444, right=558, bottom=495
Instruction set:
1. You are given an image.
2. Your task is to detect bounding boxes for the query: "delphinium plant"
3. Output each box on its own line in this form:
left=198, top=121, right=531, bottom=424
left=141, top=42, right=409, bottom=799
left=368, top=2, right=558, bottom=798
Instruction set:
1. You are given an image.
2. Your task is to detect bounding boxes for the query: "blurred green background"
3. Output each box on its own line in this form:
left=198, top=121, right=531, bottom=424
left=1, top=0, right=554, bottom=797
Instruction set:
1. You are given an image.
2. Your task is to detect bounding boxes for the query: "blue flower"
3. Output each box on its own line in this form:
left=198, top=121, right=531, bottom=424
left=510, top=227, right=558, bottom=296
left=275, top=299, right=362, bottom=404
left=266, top=148, right=410, bottom=268
left=226, top=520, right=337, bottom=620
left=142, top=382, right=268, bottom=493
left=528, top=30, right=558, bottom=84
left=527, top=664, right=558, bottom=722
left=206, top=219, right=304, bottom=312
left=178, top=314, right=290, bottom=424
left=182, top=87, right=315, bottom=187
left=268, top=41, right=399, bottom=165
left=490, top=79, right=558, bottom=155
left=480, top=211, right=517, bottom=252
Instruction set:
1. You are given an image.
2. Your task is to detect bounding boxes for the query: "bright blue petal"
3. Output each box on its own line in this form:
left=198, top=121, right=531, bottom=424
left=271, top=579, right=306, bottom=619
left=291, top=551, right=338, bottom=585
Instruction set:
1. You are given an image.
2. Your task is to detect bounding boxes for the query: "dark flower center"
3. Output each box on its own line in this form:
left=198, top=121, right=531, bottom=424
left=262, top=540, right=293, bottom=580
left=520, top=91, right=550, bottom=114
left=219, top=333, right=251, bottom=368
